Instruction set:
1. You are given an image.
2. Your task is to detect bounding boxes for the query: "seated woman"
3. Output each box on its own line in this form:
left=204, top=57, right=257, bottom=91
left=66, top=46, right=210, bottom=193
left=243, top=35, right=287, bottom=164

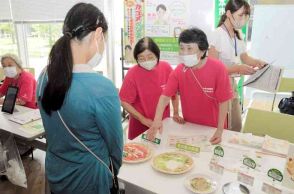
left=119, top=37, right=183, bottom=140
left=0, top=54, right=37, bottom=109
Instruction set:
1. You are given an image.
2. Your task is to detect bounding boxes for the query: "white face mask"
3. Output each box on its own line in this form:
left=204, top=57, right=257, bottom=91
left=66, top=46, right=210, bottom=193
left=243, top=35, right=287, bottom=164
left=4, top=66, right=18, bottom=78
left=180, top=54, right=199, bottom=68
left=231, top=15, right=247, bottom=29
left=140, top=60, right=157, bottom=70
left=88, top=33, right=105, bottom=68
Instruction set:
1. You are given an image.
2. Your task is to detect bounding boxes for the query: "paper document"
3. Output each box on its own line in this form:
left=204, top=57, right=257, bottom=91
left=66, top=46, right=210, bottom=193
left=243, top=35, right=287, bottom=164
left=243, top=65, right=282, bottom=93
left=9, top=109, right=41, bottom=125
left=19, top=119, right=44, bottom=135
left=262, top=135, right=289, bottom=157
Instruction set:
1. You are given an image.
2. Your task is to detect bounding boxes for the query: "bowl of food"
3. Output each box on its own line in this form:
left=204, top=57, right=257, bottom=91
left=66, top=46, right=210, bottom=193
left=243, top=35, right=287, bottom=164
left=184, top=173, right=218, bottom=194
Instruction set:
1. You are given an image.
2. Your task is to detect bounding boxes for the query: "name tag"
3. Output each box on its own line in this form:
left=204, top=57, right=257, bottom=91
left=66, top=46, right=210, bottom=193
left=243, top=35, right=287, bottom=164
left=176, top=142, right=200, bottom=154
left=262, top=183, right=282, bottom=194
left=141, top=134, right=161, bottom=145
left=209, top=161, right=224, bottom=175
left=237, top=172, right=255, bottom=186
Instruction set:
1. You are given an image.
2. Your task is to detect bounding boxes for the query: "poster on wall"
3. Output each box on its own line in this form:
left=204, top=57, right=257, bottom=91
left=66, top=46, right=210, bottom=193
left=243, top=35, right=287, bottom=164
left=144, top=0, right=191, bottom=66
left=152, top=37, right=179, bottom=66
left=123, top=0, right=216, bottom=66
left=145, top=0, right=217, bottom=66
left=145, top=0, right=190, bottom=37
left=124, top=0, right=145, bottom=63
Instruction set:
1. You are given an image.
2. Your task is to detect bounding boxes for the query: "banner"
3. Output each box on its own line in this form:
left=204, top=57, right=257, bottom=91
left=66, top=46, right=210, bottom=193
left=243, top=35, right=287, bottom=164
left=144, top=0, right=191, bottom=65
left=145, top=0, right=190, bottom=37
left=153, top=37, right=179, bottom=66
left=124, top=0, right=145, bottom=63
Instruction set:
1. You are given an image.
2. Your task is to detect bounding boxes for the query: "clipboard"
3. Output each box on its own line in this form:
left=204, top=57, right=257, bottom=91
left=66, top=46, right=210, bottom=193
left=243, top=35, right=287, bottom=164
left=243, top=64, right=283, bottom=93
left=243, top=64, right=270, bottom=86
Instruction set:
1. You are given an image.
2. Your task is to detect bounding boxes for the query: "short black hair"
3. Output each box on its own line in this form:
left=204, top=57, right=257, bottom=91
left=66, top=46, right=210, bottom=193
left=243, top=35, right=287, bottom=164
left=156, top=4, right=167, bottom=12
left=178, top=27, right=209, bottom=51
left=133, top=37, right=160, bottom=63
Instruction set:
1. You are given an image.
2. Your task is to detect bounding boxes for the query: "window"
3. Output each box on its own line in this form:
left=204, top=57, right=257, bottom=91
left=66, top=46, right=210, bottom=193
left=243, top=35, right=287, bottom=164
left=25, top=22, right=63, bottom=76
left=1, top=0, right=109, bottom=79
left=0, top=22, right=18, bottom=56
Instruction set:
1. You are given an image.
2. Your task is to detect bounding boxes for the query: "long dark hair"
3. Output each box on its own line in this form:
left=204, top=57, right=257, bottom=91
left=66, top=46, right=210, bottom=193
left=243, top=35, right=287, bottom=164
left=41, top=3, right=108, bottom=115
left=217, top=0, right=250, bottom=40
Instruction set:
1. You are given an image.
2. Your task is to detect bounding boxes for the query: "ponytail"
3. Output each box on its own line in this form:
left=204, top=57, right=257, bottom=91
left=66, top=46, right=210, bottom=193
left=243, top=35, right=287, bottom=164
left=217, top=14, right=227, bottom=27
left=218, top=0, right=250, bottom=40
left=40, top=3, right=108, bottom=115
left=218, top=13, right=242, bottom=40
left=41, top=35, right=73, bottom=115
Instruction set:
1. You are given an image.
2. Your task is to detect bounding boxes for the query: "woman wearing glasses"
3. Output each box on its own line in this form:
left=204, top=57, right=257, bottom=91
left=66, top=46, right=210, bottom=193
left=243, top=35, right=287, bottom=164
left=119, top=37, right=183, bottom=140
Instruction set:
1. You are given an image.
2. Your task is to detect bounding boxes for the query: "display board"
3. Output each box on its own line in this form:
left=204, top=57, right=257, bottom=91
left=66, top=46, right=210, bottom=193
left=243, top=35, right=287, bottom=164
left=124, top=0, right=214, bottom=65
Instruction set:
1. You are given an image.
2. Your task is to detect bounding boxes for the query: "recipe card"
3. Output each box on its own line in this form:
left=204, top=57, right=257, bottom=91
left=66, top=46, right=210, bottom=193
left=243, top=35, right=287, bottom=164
left=282, top=144, right=294, bottom=190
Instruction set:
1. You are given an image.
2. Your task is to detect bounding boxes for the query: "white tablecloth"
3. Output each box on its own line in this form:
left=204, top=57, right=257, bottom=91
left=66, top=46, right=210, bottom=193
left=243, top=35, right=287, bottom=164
left=118, top=118, right=294, bottom=194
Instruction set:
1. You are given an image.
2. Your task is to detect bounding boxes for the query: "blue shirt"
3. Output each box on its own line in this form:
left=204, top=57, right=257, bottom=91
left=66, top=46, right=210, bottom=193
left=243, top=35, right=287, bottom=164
left=37, top=72, right=123, bottom=194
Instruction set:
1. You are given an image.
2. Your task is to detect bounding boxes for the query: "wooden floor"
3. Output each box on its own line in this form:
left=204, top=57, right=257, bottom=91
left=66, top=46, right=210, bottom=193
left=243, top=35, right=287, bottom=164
left=0, top=150, right=46, bottom=194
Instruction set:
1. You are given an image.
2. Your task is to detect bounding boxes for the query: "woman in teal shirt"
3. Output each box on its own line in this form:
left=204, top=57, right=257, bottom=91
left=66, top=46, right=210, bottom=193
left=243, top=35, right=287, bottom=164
left=37, top=3, right=123, bottom=194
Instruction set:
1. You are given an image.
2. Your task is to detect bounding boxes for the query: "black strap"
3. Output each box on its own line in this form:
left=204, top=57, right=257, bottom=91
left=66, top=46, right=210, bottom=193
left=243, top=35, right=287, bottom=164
left=109, top=159, right=120, bottom=194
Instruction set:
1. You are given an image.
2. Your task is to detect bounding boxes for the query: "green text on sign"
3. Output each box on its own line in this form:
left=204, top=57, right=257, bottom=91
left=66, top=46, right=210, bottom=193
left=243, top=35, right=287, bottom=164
left=141, top=134, right=161, bottom=145
left=268, top=169, right=283, bottom=182
left=214, top=146, right=224, bottom=157
left=153, top=37, right=179, bottom=52
left=243, top=157, right=256, bottom=169
left=176, top=143, right=200, bottom=153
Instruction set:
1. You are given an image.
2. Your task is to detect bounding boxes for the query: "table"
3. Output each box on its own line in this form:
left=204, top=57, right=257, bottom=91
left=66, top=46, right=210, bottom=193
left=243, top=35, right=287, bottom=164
left=118, top=118, right=294, bottom=194
left=0, top=105, right=46, bottom=150
left=1, top=106, right=47, bottom=194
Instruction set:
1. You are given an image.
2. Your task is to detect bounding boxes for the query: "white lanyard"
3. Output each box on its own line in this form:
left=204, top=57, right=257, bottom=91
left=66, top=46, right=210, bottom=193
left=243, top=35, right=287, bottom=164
left=37, top=69, right=115, bottom=179
left=57, top=111, right=115, bottom=179
left=189, top=67, right=217, bottom=101
left=222, top=24, right=238, bottom=57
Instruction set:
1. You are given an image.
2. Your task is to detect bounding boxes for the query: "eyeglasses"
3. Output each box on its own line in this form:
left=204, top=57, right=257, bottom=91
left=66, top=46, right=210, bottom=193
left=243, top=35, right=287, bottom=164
left=137, top=56, right=157, bottom=63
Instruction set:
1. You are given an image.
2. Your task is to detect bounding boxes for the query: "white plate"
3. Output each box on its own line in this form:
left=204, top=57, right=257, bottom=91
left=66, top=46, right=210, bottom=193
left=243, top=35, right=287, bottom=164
left=184, top=173, right=218, bottom=194
left=123, top=142, right=153, bottom=164
left=152, top=152, right=194, bottom=175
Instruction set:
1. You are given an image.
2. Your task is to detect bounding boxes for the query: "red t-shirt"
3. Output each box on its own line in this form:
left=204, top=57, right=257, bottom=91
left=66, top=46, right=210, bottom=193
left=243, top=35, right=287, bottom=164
left=163, top=57, right=233, bottom=128
left=0, top=71, right=37, bottom=109
left=119, top=61, right=173, bottom=139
